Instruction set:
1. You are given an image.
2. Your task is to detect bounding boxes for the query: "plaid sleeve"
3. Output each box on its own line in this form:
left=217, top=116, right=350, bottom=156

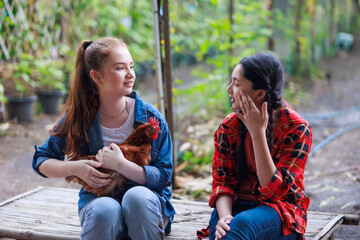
left=209, top=125, right=238, bottom=208
left=258, top=123, right=312, bottom=203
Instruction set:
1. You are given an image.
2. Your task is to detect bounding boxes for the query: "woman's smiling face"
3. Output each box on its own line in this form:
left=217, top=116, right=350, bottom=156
left=227, top=64, right=257, bottom=111
left=94, top=46, right=136, bottom=97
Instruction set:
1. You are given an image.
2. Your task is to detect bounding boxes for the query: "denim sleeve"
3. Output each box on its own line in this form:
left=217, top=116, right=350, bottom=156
left=143, top=125, right=173, bottom=190
left=32, top=134, right=67, bottom=178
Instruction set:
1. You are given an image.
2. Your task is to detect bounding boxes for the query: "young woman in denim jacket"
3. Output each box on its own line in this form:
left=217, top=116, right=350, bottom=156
left=209, top=53, right=312, bottom=240
left=32, top=37, right=175, bottom=240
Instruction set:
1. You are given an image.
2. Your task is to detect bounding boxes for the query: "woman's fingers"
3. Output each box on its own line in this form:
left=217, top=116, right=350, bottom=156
left=88, top=173, right=111, bottom=188
left=241, top=90, right=251, bottom=110
left=88, top=178, right=110, bottom=188
left=247, top=92, right=257, bottom=110
left=109, top=143, right=119, bottom=151
left=86, top=159, right=102, bottom=168
left=84, top=161, right=111, bottom=188
left=215, top=216, right=231, bottom=239
left=262, top=101, right=268, bottom=121
left=219, top=218, right=231, bottom=231
left=236, top=93, right=247, bottom=115
left=232, top=106, right=244, bottom=121
left=238, top=90, right=253, bottom=115
left=215, top=227, right=226, bottom=239
left=92, top=168, right=110, bottom=178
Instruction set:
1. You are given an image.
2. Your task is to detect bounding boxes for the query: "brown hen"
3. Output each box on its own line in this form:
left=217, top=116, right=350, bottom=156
left=65, top=117, right=161, bottom=197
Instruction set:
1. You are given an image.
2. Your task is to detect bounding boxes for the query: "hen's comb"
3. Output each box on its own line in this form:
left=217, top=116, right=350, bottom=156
left=149, top=117, right=160, bottom=129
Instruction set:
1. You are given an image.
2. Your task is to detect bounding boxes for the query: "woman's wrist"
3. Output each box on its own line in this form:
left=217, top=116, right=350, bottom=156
left=67, top=160, right=78, bottom=177
left=114, top=155, right=127, bottom=173
left=250, top=129, right=266, bottom=140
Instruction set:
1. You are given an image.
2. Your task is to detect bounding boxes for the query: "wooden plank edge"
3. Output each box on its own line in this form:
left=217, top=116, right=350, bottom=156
left=0, top=227, right=79, bottom=240
left=39, top=186, right=79, bottom=193
left=311, top=214, right=344, bottom=240
left=0, top=186, right=44, bottom=207
left=308, top=211, right=359, bottom=225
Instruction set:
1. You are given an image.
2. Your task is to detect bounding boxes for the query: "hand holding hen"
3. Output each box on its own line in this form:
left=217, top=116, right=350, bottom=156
left=96, top=144, right=126, bottom=171
left=65, top=117, right=161, bottom=197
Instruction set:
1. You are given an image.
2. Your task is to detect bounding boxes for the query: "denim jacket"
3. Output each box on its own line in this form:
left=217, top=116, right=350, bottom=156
left=33, top=91, right=175, bottom=224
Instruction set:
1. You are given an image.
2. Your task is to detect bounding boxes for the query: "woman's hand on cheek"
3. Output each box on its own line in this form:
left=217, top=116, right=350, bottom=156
left=96, top=143, right=125, bottom=171
left=233, top=90, right=268, bottom=136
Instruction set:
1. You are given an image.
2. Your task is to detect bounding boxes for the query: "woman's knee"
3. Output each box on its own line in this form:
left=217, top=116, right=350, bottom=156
left=122, top=187, right=166, bottom=239
left=225, top=206, right=282, bottom=240
left=79, top=197, right=123, bottom=240
left=82, top=197, right=121, bottom=223
left=122, top=186, right=160, bottom=212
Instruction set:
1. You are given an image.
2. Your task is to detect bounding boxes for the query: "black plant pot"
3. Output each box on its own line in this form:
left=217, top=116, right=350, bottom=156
left=35, top=89, right=65, bottom=115
left=5, top=95, right=38, bottom=123
left=0, top=106, right=4, bottom=122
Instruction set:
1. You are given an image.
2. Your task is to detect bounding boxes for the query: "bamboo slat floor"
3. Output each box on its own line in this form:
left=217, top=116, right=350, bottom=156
left=0, top=186, right=357, bottom=240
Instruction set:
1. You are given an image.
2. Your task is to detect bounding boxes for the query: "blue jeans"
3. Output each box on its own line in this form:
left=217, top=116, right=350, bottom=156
left=209, top=200, right=298, bottom=240
left=78, top=186, right=169, bottom=240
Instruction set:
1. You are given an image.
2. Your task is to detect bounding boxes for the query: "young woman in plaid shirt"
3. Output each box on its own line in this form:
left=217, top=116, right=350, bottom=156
left=209, top=53, right=312, bottom=240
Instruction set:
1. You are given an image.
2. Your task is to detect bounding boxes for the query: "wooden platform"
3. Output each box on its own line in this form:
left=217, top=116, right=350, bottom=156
left=0, top=187, right=358, bottom=240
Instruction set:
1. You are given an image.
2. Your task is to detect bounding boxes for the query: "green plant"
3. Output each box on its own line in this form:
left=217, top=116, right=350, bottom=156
left=11, top=54, right=38, bottom=96
left=190, top=189, right=209, bottom=200
left=34, top=59, right=66, bottom=91
left=0, top=81, right=5, bottom=104
left=177, top=150, right=213, bottom=176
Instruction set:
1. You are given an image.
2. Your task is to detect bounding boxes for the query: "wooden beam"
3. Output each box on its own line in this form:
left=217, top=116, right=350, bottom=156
left=160, top=0, right=177, bottom=187
left=151, top=0, right=165, bottom=116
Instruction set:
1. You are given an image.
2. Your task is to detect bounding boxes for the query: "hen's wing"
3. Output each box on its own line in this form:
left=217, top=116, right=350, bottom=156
left=65, top=155, right=119, bottom=197
left=65, top=144, right=152, bottom=197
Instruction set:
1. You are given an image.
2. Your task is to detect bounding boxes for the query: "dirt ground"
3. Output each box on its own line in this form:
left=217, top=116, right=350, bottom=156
left=1, top=36, right=360, bottom=239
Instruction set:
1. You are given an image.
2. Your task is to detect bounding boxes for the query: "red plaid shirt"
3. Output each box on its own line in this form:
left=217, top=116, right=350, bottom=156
left=210, top=102, right=312, bottom=239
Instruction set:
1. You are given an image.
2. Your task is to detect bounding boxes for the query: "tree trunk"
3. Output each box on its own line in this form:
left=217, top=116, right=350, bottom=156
left=329, top=0, right=336, bottom=45
left=310, top=0, right=318, bottom=64
left=354, top=0, right=360, bottom=30
left=161, top=0, right=176, bottom=189
left=228, top=0, right=233, bottom=56
left=228, top=0, right=234, bottom=76
left=267, top=0, right=275, bottom=51
left=292, top=0, right=303, bottom=75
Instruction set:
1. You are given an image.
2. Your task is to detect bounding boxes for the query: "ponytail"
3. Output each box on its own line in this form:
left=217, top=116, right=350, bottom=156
left=52, top=40, right=99, bottom=159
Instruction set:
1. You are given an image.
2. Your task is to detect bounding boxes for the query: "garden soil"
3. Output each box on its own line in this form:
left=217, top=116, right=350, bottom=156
left=1, top=35, right=360, bottom=239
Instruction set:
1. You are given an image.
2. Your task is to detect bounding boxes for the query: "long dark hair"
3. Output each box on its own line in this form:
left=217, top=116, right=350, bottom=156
left=53, top=37, right=128, bottom=160
left=235, top=53, right=284, bottom=179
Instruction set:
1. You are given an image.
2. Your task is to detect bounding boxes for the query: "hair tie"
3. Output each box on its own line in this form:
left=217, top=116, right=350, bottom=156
left=83, top=41, right=93, bottom=51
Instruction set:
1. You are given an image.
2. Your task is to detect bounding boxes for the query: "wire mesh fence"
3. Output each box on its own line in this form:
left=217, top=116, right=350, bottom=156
left=0, top=0, right=72, bottom=61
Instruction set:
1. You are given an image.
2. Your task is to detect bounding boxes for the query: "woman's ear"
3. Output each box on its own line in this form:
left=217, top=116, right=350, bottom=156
left=255, top=89, right=266, bottom=101
left=90, top=70, right=102, bottom=86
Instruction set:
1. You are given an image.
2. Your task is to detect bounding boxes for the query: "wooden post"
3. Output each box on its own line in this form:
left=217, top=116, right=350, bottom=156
left=228, top=0, right=234, bottom=77
left=293, top=0, right=303, bottom=75
left=151, top=0, right=165, bottom=116
left=310, top=0, right=318, bottom=64
left=159, top=0, right=176, bottom=188
left=329, top=0, right=336, bottom=45
left=267, top=0, right=275, bottom=51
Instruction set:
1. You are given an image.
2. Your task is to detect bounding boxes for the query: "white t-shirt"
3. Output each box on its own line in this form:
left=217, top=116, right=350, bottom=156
left=101, top=97, right=135, bottom=146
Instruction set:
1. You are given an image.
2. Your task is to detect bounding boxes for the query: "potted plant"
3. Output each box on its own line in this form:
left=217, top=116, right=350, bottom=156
left=0, top=80, right=10, bottom=136
left=3, top=55, right=38, bottom=123
left=34, top=58, right=67, bottom=114
left=0, top=80, right=5, bottom=122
